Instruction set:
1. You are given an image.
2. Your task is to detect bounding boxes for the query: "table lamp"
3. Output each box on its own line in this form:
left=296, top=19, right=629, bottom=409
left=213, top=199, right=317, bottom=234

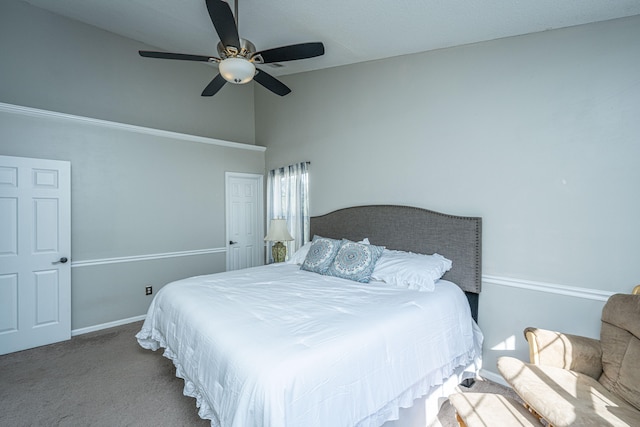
left=264, top=219, right=294, bottom=263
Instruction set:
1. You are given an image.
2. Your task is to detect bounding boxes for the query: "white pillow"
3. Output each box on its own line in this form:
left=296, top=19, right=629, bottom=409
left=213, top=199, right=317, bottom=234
left=287, top=238, right=371, bottom=265
left=287, top=242, right=312, bottom=265
left=371, top=249, right=452, bottom=292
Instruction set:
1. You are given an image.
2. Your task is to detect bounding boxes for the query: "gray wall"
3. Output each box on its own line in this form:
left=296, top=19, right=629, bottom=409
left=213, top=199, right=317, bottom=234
left=0, top=0, right=265, bottom=329
left=0, top=0, right=255, bottom=144
left=256, top=16, right=640, bottom=375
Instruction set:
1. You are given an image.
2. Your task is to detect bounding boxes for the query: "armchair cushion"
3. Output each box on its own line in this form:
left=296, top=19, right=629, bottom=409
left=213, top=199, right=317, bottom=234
left=524, top=327, right=602, bottom=379
left=599, top=293, right=640, bottom=411
left=498, top=356, right=640, bottom=427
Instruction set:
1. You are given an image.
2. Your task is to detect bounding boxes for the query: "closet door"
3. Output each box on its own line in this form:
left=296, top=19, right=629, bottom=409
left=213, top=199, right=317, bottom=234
left=225, top=172, right=264, bottom=271
left=0, top=155, right=71, bottom=355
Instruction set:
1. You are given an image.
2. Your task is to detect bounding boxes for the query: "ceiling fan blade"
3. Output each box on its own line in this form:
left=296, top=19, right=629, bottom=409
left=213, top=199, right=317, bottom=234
left=252, top=42, right=325, bottom=64
left=253, top=70, right=291, bottom=96
left=201, top=74, right=227, bottom=96
left=206, top=0, right=240, bottom=49
left=139, top=51, right=215, bottom=62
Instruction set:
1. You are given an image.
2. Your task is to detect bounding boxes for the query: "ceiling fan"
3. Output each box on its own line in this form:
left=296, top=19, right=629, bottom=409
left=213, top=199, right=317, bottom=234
left=139, top=0, right=325, bottom=97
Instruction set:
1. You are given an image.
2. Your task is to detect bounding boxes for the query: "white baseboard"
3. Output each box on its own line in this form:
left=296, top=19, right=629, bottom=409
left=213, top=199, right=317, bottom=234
left=479, top=369, right=510, bottom=388
left=71, top=314, right=146, bottom=336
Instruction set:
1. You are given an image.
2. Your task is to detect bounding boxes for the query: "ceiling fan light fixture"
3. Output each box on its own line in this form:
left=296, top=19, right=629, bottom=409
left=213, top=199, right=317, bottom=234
left=219, top=57, right=255, bottom=84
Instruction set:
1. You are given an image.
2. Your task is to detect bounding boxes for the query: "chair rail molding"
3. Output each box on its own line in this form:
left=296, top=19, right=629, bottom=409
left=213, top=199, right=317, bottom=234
left=71, top=247, right=226, bottom=268
left=482, top=274, right=615, bottom=302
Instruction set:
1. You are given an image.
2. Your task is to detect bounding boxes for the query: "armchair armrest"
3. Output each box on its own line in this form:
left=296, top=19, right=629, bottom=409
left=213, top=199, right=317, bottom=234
left=524, top=327, right=603, bottom=379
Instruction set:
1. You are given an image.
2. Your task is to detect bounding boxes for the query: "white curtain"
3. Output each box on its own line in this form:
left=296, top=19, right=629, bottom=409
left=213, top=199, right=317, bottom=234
left=266, top=162, right=310, bottom=263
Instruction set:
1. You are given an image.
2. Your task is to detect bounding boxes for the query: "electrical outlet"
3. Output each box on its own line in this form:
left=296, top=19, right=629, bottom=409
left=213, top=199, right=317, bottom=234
left=145, top=286, right=152, bottom=295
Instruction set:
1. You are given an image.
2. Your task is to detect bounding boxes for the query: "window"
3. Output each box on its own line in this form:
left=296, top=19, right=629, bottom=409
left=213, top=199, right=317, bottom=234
left=266, top=162, right=310, bottom=262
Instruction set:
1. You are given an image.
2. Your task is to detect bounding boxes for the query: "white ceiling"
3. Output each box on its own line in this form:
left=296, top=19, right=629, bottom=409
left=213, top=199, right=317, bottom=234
left=22, top=0, right=640, bottom=76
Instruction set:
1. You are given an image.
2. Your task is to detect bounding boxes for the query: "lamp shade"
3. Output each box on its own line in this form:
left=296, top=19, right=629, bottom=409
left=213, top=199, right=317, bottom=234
left=264, top=219, right=293, bottom=242
left=219, top=57, right=256, bottom=84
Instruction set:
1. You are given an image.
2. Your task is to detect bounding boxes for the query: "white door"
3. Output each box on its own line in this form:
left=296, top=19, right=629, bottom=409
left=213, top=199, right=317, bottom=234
left=225, top=172, right=263, bottom=271
left=0, top=155, right=71, bottom=355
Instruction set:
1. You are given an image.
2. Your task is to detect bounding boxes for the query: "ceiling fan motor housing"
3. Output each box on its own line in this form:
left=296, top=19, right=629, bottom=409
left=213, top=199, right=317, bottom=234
left=217, top=39, right=257, bottom=60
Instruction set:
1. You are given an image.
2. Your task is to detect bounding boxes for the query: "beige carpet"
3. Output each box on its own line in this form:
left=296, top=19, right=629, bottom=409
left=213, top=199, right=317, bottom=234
left=0, top=321, right=516, bottom=427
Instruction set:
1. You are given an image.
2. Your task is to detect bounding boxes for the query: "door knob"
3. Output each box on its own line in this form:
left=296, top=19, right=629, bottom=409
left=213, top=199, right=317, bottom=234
left=229, top=241, right=238, bottom=245
left=53, top=257, right=68, bottom=264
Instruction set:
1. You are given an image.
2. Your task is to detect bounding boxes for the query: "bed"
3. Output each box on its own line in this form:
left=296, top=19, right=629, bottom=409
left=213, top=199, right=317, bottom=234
left=137, top=205, right=483, bottom=427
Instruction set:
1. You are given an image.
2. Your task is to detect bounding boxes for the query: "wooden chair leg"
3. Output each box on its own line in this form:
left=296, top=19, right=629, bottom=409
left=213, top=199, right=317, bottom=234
left=523, top=402, right=550, bottom=425
left=455, top=412, right=468, bottom=427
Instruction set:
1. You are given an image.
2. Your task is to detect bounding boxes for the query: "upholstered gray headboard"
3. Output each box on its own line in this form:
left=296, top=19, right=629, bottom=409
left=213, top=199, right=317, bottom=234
left=310, top=205, right=482, bottom=320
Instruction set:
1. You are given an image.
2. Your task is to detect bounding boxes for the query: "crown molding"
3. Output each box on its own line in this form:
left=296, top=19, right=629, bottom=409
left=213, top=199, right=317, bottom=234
left=0, top=102, right=265, bottom=152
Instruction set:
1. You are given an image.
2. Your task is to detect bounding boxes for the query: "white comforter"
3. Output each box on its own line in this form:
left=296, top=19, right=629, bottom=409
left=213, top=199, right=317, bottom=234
left=137, top=263, right=482, bottom=427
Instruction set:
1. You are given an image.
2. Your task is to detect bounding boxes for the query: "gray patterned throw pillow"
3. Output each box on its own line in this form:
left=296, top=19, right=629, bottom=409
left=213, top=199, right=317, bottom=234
left=300, top=235, right=342, bottom=274
left=326, top=240, right=385, bottom=283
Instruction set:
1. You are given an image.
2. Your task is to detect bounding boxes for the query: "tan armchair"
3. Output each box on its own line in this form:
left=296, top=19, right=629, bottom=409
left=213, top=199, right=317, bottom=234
left=498, top=287, right=640, bottom=426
